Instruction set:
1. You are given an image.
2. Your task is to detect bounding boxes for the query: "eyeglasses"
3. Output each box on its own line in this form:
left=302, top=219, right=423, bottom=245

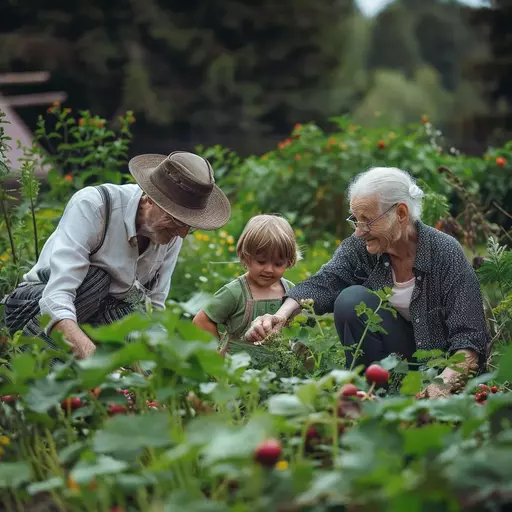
left=170, top=215, right=196, bottom=233
left=346, top=203, right=398, bottom=233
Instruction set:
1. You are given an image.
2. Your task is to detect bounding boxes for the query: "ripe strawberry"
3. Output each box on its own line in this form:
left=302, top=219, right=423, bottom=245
left=108, top=404, right=128, bottom=416
left=61, top=397, right=83, bottom=411
left=496, top=157, right=506, bottom=167
left=474, top=393, right=482, bottom=402
left=340, top=383, right=358, bottom=397
left=491, top=386, right=499, bottom=394
left=377, top=140, right=386, bottom=149
left=365, top=364, right=389, bottom=385
left=1, top=395, right=17, bottom=404
left=478, top=384, right=489, bottom=392
left=480, top=391, right=488, bottom=400
left=254, top=439, right=282, bottom=467
left=356, top=390, right=367, bottom=399
left=146, top=400, right=159, bottom=408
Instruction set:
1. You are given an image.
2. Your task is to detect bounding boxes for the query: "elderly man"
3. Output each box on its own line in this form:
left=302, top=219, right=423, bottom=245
left=246, top=167, right=490, bottom=398
left=4, top=151, right=230, bottom=360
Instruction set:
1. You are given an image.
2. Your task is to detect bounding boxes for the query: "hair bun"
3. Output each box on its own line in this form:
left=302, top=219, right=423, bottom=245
left=409, top=184, right=424, bottom=199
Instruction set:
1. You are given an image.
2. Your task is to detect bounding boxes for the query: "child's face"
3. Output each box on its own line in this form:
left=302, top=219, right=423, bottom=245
left=245, top=252, right=288, bottom=288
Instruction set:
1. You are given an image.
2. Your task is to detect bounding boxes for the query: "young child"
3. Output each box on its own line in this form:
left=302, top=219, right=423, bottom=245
left=193, top=214, right=301, bottom=362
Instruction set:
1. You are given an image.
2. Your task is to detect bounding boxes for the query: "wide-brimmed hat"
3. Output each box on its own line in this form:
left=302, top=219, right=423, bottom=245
left=128, top=151, right=231, bottom=230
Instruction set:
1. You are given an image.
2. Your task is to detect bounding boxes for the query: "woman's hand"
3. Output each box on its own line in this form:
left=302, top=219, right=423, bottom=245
left=245, top=314, right=287, bottom=343
left=418, top=349, right=479, bottom=399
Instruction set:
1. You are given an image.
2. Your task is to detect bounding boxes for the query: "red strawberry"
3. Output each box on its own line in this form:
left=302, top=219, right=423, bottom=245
left=474, top=393, right=482, bottom=402
left=108, top=404, right=128, bottom=416
left=340, top=383, right=358, bottom=397
left=365, top=365, right=389, bottom=385
left=377, top=140, right=386, bottom=149
left=254, top=439, right=282, bottom=467
left=477, top=384, right=489, bottom=392
left=1, top=395, right=17, bottom=404
left=61, top=397, right=83, bottom=411
left=496, top=157, right=506, bottom=167
left=491, top=386, right=499, bottom=394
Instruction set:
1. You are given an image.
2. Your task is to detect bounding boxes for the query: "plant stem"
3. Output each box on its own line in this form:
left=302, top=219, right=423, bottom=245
left=348, top=297, right=383, bottom=372
left=30, top=196, right=39, bottom=259
left=0, top=193, right=17, bottom=264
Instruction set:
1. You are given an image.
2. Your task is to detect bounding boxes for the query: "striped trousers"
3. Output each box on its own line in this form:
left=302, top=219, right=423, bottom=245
left=4, top=267, right=134, bottom=354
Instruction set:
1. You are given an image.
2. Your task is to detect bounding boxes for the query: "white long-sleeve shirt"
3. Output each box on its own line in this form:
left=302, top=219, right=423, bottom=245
left=24, top=184, right=183, bottom=331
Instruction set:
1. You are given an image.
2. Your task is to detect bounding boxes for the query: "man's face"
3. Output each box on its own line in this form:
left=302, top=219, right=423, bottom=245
left=138, top=197, right=191, bottom=244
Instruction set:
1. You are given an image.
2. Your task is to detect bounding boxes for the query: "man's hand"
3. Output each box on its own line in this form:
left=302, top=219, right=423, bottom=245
left=52, top=319, right=96, bottom=359
left=418, top=381, right=451, bottom=399
left=245, top=314, right=287, bottom=343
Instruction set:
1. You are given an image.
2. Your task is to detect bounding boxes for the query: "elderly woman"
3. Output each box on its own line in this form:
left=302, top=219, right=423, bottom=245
left=245, top=167, right=490, bottom=398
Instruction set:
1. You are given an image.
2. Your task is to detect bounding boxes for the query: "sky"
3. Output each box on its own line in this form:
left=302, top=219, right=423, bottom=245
left=356, top=0, right=490, bottom=17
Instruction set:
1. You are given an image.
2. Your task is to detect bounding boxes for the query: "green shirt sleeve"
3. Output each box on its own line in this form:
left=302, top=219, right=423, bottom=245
left=202, top=285, right=239, bottom=325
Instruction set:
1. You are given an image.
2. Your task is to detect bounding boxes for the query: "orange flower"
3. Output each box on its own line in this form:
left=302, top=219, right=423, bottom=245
left=96, top=120, right=105, bottom=128
left=293, top=123, right=302, bottom=131
left=421, top=114, right=429, bottom=124
left=295, top=154, right=302, bottom=161
left=52, top=101, right=60, bottom=108
left=65, top=108, right=72, bottom=114
left=128, top=115, right=136, bottom=124
left=79, top=118, right=86, bottom=127
left=46, top=107, right=54, bottom=114
left=67, top=476, right=79, bottom=491
left=284, top=138, right=291, bottom=146
left=64, top=174, right=72, bottom=182
left=377, top=140, right=386, bottom=149
left=328, top=137, right=336, bottom=146
left=496, top=156, right=506, bottom=167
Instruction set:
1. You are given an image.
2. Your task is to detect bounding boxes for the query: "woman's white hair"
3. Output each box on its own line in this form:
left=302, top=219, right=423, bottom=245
left=347, top=167, right=425, bottom=221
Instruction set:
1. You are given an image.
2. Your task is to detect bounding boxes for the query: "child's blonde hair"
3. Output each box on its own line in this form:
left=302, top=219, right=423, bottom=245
left=236, top=214, right=301, bottom=267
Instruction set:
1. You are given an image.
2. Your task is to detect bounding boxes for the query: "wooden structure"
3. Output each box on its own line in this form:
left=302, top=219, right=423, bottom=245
left=0, top=71, right=66, bottom=181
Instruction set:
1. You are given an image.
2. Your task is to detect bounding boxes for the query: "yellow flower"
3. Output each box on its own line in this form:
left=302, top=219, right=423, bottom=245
left=203, top=234, right=209, bottom=242
left=216, top=247, right=223, bottom=255
left=295, top=229, right=303, bottom=237
left=339, top=143, right=349, bottom=151
left=275, top=460, right=288, bottom=471
left=388, top=131, right=397, bottom=139
left=228, top=246, right=235, bottom=252
left=336, top=239, right=341, bottom=245
left=0, top=436, right=9, bottom=446
left=261, top=154, right=269, bottom=161
left=226, top=235, right=234, bottom=245
left=220, top=239, right=226, bottom=245
left=202, top=268, right=207, bottom=273
left=220, top=230, right=228, bottom=238
left=194, top=232, right=202, bottom=240
left=321, top=321, right=326, bottom=327
left=0, top=252, right=8, bottom=261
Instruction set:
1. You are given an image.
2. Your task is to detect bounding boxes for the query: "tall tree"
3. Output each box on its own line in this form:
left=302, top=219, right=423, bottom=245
left=0, top=0, right=356, bottom=151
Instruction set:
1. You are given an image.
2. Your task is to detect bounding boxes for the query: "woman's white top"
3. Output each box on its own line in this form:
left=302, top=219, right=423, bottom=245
left=389, top=270, right=415, bottom=322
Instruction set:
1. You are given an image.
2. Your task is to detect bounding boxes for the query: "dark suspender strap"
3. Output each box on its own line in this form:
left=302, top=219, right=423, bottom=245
left=91, top=185, right=112, bottom=256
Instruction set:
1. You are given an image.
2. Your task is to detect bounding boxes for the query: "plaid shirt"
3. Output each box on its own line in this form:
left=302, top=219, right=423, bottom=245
left=288, top=221, right=491, bottom=365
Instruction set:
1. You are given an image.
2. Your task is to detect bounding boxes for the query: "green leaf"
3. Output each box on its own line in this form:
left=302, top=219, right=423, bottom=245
left=400, top=372, right=422, bottom=396
left=402, top=424, right=453, bottom=456
left=268, top=394, right=311, bottom=416
left=296, top=382, right=318, bottom=406
left=498, top=344, right=512, bottom=382
left=24, top=377, right=75, bottom=413
left=412, top=349, right=444, bottom=359
left=297, top=471, right=345, bottom=503
left=379, top=354, right=402, bottom=371
left=59, top=442, right=86, bottom=465
left=0, top=461, right=31, bottom=488
left=93, top=412, right=172, bottom=454
left=27, top=477, right=64, bottom=495
left=83, top=313, right=153, bottom=342
left=10, top=353, right=37, bottom=380
left=71, top=455, right=129, bottom=484
left=116, top=472, right=158, bottom=489
left=165, top=490, right=228, bottom=512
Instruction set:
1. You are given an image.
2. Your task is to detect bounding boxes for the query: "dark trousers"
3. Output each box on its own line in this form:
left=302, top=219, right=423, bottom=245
left=4, top=267, right=134, bottom=354
left=334, top=285, right=416, bottom=369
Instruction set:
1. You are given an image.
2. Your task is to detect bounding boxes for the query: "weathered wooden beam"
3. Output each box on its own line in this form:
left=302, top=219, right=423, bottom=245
left=0, top=71, right=51, bottom=85
left=1, top=91, right=67, bottom=107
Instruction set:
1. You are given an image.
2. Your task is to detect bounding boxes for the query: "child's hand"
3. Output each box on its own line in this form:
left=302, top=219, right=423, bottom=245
left=245, top=314, right=286, bottom=343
